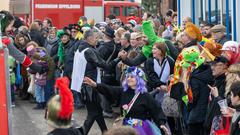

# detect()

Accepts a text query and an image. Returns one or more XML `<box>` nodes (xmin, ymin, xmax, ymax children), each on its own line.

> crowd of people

<box><xmin>1</xmin><ymin>8</ymin><xmax>240</xmax><ymax>135</ymax></box>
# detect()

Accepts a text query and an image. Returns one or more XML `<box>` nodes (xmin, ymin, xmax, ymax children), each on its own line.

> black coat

<box><xmin>96</xmin><ymin>83</ymin><xmax>167</xmax><ymax>126</ymax></box>
<box><xmin>204</xmin><ymin>74</ymin><xmax>226</xmax><ymax>132</ymax></box>
<box><xmin>187</xmin><ymin>64</ymin><xmax>214</xmax><ymax>124</ymax></box>
<box><xmin>62</xmin><ymin>40</ymin><xmax>75</xmax><ymax>78</ymax></box>
<box><xmin>144</xmin><ymin>56</ymin><xmax>175</xmax><ymax>89</ymax></box>
<box><xmin>97</xmin><ymin>40</ymin><xmax>121</xmax><ymax>84</ymax></box>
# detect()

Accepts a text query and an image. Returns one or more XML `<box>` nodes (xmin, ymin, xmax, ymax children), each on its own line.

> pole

<box><xmin>226</xmin><ymin>0</ymin><xmax>230</xmax><ymax>39</ymax></box>
<box><xmin>0</xmin><ymin>14</ymin><xmax>12</xmax><ymax>135</ymax></box>
<box><xmin>200</xmin><ymin>0</ymin><xmax>203</xmax><ymax>20</ymax></box>
<box><xmin>220</xmin><ymin>0</ymin><xmax>223</xmax><ymax>24</ymax></box>
<box><xmin>208</xmin><ymin>0</ymin><xmax>211</xmax><ymax>23</ymax></box>
<box><xmin>232</xmin><ymin>0</ymin><xmax>237</xmax><ymax>41</ymax></box>
<box><xmin>177</xmin><ymin>0</ymin><xmax>181</xmax><ymax>27</ymax></box>
<box><xmin>192</xmin><ymin>0</ymin><xmax>195</xmax><ymax>24</ymax></box>
<box><xmin>31</xmin><ymin>0</ymin><xmax>34</xmax><ymax>23</ymax></box>
<box><xmin>215</xmin><ymin>0</ymin><xmax>218</xmax><ymax>23</ymax></box>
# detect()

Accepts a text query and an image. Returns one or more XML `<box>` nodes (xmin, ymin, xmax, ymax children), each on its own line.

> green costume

<box><xmin>141</xmin><ymin>20</ymin><xmax>165</xmax><ymax>58</ymax></box>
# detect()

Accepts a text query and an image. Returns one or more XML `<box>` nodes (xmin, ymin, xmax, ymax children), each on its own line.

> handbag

<box><xmin>161</xmin><ymin>92</ymin><xmax>180</xmax><ymax>117</ymax></box>
<box><xmin>27</xmin><ymin>74</ymin><xmax>35</xmax><ymax>95</ymax></box>
<box><xmin>113</xmin><ymin>92</ymin><xmax>140</xmax><ymax>127</ymax></box>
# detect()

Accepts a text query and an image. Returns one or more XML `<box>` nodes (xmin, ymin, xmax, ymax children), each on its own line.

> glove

<box><xmin>2</xmin><ymin>37</ymin><xmax>11</xmax><ymax>46</ymax></box>
<box><xmin>29</xmin><ymin>62</ymin><xmax>49</xmax><ymax>74</ymax></box>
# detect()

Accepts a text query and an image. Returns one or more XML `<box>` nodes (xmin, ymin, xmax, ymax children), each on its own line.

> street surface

<box><xmin>12</xmin><ymin>98</ymin><xmax>115</xmax><ymax>135</ymax></box>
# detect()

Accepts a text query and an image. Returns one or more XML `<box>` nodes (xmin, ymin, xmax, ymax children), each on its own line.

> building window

<box><xmin>110</xmin><ymin>6</ymin><xmax>120</xmax><ymax>16</ymax></box>
<box><xmin>122</xmin><ymin>6</ymin><xmax>138</xmax><ymax>16</ymax></box>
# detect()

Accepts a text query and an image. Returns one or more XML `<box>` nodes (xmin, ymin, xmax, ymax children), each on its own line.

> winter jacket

<box><xmin>61</xmin><ymin>40</ymin><xmax>75</xmax><ymax>79</ymax></box>
<box><xmin>28</xmin><ymin>47</ymin><xmax>55</xmax><ymax>81</ymax></box>
<box><xmin>45</xmin><ymin>37</ymin><xmax>59</xmax><ymax>64</ymax></box>
<box><xmin>187</xmin><ymin>64</ymin><xmax>214</xmax><ymax>124</ymax></box>
<box><xmin>145</xmin><ymin>56</ymin><xmax>175</xmax><ymax>89</ymax></box>
<box><xmin>97</xmin><ymin>40</ymin><xmax>121</xmax><ymax>84</ymax></box>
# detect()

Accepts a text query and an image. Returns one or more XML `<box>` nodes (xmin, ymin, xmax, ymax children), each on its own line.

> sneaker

<box><xmin>103</xmin><ymin>111</ymin><xmax>113</xmax><ymax>118</ymax></box>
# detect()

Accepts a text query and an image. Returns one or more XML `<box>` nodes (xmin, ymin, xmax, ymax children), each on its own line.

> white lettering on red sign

<box><xmin>35</xmin><ymin>4</ymin><xmax>58</xmax><ymax>9</ymax></box>
<box><xmin>59</xmin><ymin>4</ymin><xmax>80</xmax><ymax>9</ymax></box>
<box><xmin>35</xmin><ymin>4</ymin><xmax>80</xmax><ymax>9</ymax></box>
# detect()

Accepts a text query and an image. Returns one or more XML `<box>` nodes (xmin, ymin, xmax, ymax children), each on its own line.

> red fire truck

<box><xmin>30</xmin><ymin>0</ymin><xmax>141</xmax><ymax>28</ymax></box>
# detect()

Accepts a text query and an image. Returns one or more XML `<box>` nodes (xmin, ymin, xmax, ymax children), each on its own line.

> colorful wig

<box><xmin>122</xmin><ymin>66</ymin><xmax>147</xmax><ymax>94</ymax></box>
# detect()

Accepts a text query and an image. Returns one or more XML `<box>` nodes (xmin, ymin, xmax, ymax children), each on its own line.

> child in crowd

<box><xmin>27</xmin><ymin>46</ymin><xmax>49</xmax><ymax>109</ymax></box>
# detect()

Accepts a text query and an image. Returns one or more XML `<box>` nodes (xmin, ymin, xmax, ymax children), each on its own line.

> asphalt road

<box><xmin>11</xmin><ymin>98</ymin><xmax>115</xmax><ymax>135</ymax></box>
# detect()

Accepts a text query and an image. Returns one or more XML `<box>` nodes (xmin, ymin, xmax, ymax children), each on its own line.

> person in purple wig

<box><xmin>122</xmin><ymin>66</ymin><xmax>148</xmax><ymax>94</ymax></box>
<box><xmin>84</xmin><ymin>66</ymin><xmax>170</xmax><ymax>135</ymax></box>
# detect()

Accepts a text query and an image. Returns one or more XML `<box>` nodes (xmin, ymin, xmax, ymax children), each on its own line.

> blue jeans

<box><xmin>72</xmin><ymin>90</ymin><xmax>83</xmax><ymax>107</ymax></box>
<box><xmin>35</xmin><ymin>84</ymin><xmax>45</xmax><ymax>103</ymax></box>
<box><xmin>44</xmin><ymin>79</ymin><xmax>54</xmax><ymax>103</ymax></box>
